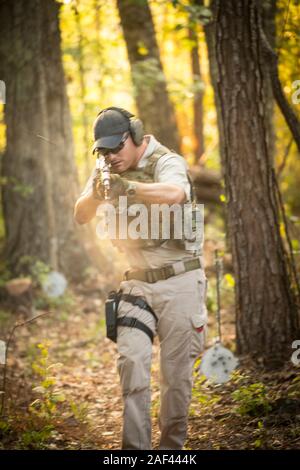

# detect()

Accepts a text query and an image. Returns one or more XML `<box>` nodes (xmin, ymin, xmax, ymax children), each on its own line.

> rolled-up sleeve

<box><xmin>154</xmin><ymin>154</ymin><xmax>191</xmax><ymax>202</ymax></box>
<box><xmin>80</xmin><ymin>167</ymin><xmax>97</xmax><ymax>197</ymax></box>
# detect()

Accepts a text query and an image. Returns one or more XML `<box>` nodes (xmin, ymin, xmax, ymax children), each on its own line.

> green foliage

<box><xmin>17</xmin><ymin>257</ymin><xmax>50</xmax><ymax>285</ymax></box>
<box><xmin>30</xmin><ymin>260</ymin><xmax>51</xmax><ymax>286</ymax></box>
<box><xmin>0</xmin><ymin>263</ymin><xmax>12</xmax><ymax>288</ymax></box>
<box><xmin>29</xmin><ymin>342</ymin><xmax>65</xmax><ymax>422</ymax></box>
<box><xmin>275</xmin><ymin>0</ymin><xmax>300</xmax><ymax>215</ymax></box>
<box><xmin>171</xmin><ymin>0</ymin><xmax>212</xmax><ymax>25</ymax></box>
<box><xmin>69</xmin><ymin>400</ymin><xmax>89</xmax><ymax>424</ymax></box>
<box><xmin>230</xmin><ymin>369</ymin><xmax>250</xmax><ymax>385</ymax></box>
<box><xmin>0</xmin><ymin>418</ymin><xmax>11</xmax><ymax>437</ymax></box>
<box><xmin>60</xmin><ymin>0</ymin><xmax>133</xmax><ymax>178</ymax></box>
<box><xmin>20</xmin><ymin>425</ymin><xmax>54</xmax><ymax>449</ymax></box>
<box><xmin>33</xmin><ymin>290</ymin><xmax>75</xmax><ymax>313</ymax></box>
<box><xmin>253</xmin><ymin>420</ymin><xmax>266</xmax><ymax>449</ymax></box>
<box><xmin>132</xmin><ymin>58</ymin><xmax>166</xmax><ymax>94</ymax></box>
<box><xmin>0</xmin><ymin>176</ymin><xmax>34</xmax><ymax>198</ymax></box>
<box><xmin>0</xmin><ymin>309</ymin><xmax>11</xmax><ymax>329</ymax></box>
<box><xmin>2</xmin><ymin>342</ymin><xmax>67</xmax><ymax>449</ymax></box>
<box><xmin>168</xmin><ymin>75</ymin><xmax>205</xmax><ymax>102</ymax></box>
<box><xmin>192</xmin><ymin>374</ymin><xmax>220</xmax><ymax>408</ymax></box>
<box><xmin>150</xmin><ymin>395</ymin><xmax>160</xmax><ymax>419</ymax></box>
<box><xmin>287</xmin><ymin>375</ymin><xmax>300</xmax><ymax>399</ymax></box>
<box><xmin>232</xmin><ymin>383</ymin><xmax>272</xmax><ymax>417</ymax></box>
<box><xmin>205</xmin><ymin>278</ymin><xmax>216</xmax><ymax>313</ymax></box>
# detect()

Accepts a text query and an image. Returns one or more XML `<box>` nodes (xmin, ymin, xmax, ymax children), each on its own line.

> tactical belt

<box><xmin>117</xmin><ymin>293</ymin><xmax>157</xmax><ymax>343</ymax></box>
<box><xmin>124</xmin><ymin>256</ymin><xmax>202</xmax><ymax>284</ymax></box>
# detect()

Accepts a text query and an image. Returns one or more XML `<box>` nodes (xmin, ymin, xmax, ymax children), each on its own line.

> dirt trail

<box><xmin>1</xmin><ymin>273</ymin><xmax>299</xmax><ymax>450</ymax></box>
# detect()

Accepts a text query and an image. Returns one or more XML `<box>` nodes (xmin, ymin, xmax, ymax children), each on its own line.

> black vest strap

<box><xmin>117</xmin><ymin>316</ymin><xmax>154</xmax><ymax>343</ymax></box>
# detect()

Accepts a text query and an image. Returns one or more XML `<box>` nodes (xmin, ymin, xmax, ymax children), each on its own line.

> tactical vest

<box><xmin>104</xmin><ymin>144</ymin><xmax>200</xmax><ymax>252</ymax></box>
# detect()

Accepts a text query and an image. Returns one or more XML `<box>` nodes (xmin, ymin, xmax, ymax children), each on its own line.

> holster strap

<box><xmin>120</xmin><ymin>293</ymin><xmax>158</xmax><ymax>321</ymax></box>
<box><xmin>117</xmin><ymin>316</ymin><xmax>154</xmax><ymax>343</ymax></box>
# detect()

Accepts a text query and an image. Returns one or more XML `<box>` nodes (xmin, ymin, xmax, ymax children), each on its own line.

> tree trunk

<box><xmin>260</xmin><ymin>16</ymin><xmax>300</xmax><ymax>153</ymax></box>
<box><xmin>261</xmin><ymin>0</ymin><xmax>276</xmax><ymax>160</ymax></box>
<box><xmin>188</xmin><ymin>25</ymin><xmax>205</xmax><ymax>165</ymax></box>
<box><xmin>0</xmin><ymin>0</ymin><xmax>89</xmax><ymax>281</ymax></box>
<box><xmin>206</xmin><ymin>0</ymin><xmax>299</xmax><ymax>367</ymax></box>
<box><xmin>72</xmin><ymin>0</ymin><xmax>91</xmax><ymax>179</ymax></box>
<box><xmin>116</xmin><ymin>0</ymin><xmax>180</xmax><ymax>152</ymax></box>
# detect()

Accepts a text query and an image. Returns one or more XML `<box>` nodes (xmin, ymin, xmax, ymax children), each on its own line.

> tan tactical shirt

<box><xmin>81</xmin><ymin>135</ymin><xmax>202</xmax><ymax>269</ymax></box>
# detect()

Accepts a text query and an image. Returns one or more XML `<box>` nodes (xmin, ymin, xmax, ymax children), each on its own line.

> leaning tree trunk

<box><xmin>188</xmin><ymin>24</ymin><xmax>205</xmax><ymax>165</ymax></box>
<box><xmin>0</xmin><ymin>0</ymin><xmax>89</xmax><ymax>280</ymax></box>
<box><xmin>116</xmin><ymin>0</ymin><xmax>180</xmax><ymax>152</ymax></box>
<box><xmin>206</xmin><ymin>0</ymin><xmax>299</xmax><ymax>367</ymax></box>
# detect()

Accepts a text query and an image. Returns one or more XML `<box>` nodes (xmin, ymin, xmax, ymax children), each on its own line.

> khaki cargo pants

<box><xmin>116</xmin><ymin>267</ymin><xmax>207</xmax><ymax>450</ymax></box>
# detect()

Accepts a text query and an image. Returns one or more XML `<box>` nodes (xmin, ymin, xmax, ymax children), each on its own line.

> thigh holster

<box><xmin>105</xmin><ymin>291</ymin><xmax>157</xmax><ymax>344</ymax></box>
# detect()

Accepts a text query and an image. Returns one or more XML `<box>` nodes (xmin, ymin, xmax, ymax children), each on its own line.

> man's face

<box><xmin>103</xmin><ymin>133</ymin><xmax>139</xmax><ymax>174</ymax></box>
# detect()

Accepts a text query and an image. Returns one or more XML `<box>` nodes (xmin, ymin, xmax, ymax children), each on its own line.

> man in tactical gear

<box><xmin>74</xmin><ymin>107</ymin><xmax>208</xmax><ymax>450</ymax></box>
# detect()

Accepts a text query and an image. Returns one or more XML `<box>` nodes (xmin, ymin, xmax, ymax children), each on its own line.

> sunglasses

<box><xmin>98</xmin><ymin>132</ymin><xmax>129</xmax><ymax>156</ymax></box>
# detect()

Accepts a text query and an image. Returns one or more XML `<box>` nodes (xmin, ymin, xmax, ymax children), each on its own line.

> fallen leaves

<box><xmin>1</xmin><ymin>273</ymin><xmax>300</xmax><ymax>450</ymax></box>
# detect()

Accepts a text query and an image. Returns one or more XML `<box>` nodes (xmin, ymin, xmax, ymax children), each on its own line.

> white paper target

<box><xmin>200</xmin><ymin>343</ymin><xmax>238</xmax><ymax>384</ymax></box>
<box><xmin>42</xmin><ymin>271</ymin><xmax>67</xmax><ymax>298</ymax></box>
<box><xmin>0</xmin><ymin>340</ymin><xmax>6</xmax><ymax>365</ymax></box>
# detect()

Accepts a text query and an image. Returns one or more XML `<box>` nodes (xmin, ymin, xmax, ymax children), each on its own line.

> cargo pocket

<box><xmin>191</xmin><ymin>269</ymin><xmax>208</xmax><ymax>329</ymax></box>
<box><xmin>190</xmin><ymin>270</ymin><xmax>208</xmax><ymax>359</ymax></box>
<box><xmin>190</xmin><ymin>324</ymin><xmax>207</xmax><ymax>359</ymax></box>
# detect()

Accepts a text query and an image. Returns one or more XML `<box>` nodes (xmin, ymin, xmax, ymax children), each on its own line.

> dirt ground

<box><xmin>0</xmin><ymin>264</ymin><xmax>300</xmax><ymax>450</ymax></box>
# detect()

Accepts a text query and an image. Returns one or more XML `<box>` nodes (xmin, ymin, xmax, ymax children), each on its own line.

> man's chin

<box><xmin>112</xmin><ymin>165</ymin><xmax>122</xmax><ymax>173</ymax></box>
<box><xmin>113</xmin><ymin>164</ymin><xmax>129</xmax><ymax>173</ymax></box>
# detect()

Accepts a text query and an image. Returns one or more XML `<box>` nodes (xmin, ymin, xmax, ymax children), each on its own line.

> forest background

<box><xmin>0</xmin><ymin>0</ymin><xmax>299</xmax><ymax>450</ymax></box>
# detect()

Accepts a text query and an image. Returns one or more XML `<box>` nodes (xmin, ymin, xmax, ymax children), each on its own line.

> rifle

<box><xmin>95</xmin><ymin>154</ymin><xmax>111</xmax><ymax>200</ymax></box>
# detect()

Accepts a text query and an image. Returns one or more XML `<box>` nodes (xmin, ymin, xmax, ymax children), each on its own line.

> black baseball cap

<box><xmin>92</xmin><ymin>108</ymin><xmax>133</xmax><ymax>153</ymax></box>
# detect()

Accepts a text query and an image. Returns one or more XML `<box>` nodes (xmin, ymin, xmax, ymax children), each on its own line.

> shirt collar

<box><xmin>137</xmin><ymin>135</ymin><xmax>161</xmax><ymax>168</ymax></box>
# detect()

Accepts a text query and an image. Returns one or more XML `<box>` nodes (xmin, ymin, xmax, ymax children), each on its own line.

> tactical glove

<box><xmin>93</xmin><ymin>172</ymin><xmax>130</xmax><ymax>200</ymax></box>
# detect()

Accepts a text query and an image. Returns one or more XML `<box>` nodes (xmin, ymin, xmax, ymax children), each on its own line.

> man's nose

<box><xmin>107</xmin><ymin>153</ymin><xmax>119</xmax><ymax>163</ymax></box>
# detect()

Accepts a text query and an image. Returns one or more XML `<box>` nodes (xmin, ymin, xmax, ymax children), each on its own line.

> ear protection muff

<box><xmin>97</xmin><ymin>106</ymin><xmax>144</xmax><ymax>146</ymax></box>
<box><xmin>129</xmin><ymin>115</ymin><xmax>144</xmax><ymax>146</ymax></box>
